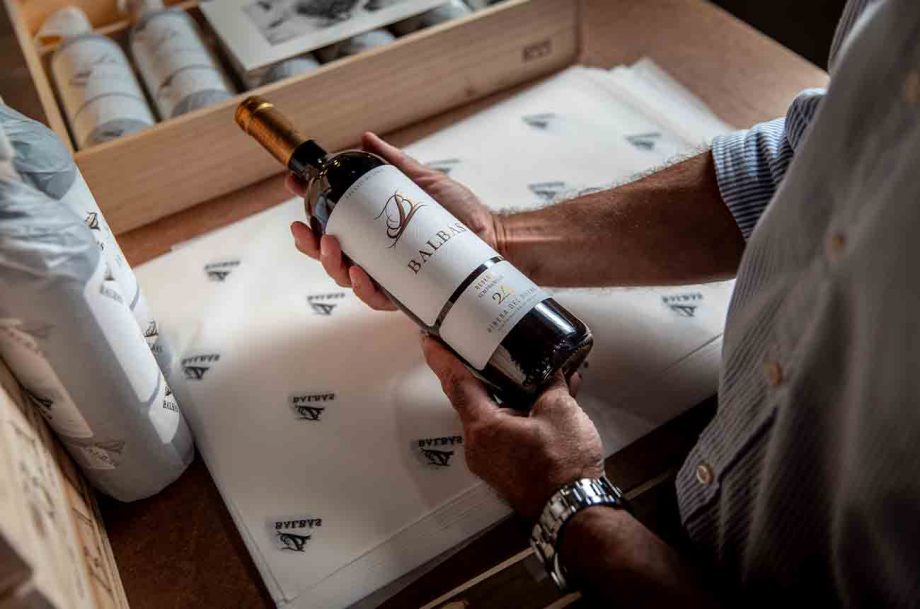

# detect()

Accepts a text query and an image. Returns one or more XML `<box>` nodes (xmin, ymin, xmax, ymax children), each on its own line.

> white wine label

<box><xmin>131</xmin><ymin>11</ymin><xmax>232</xmax><ymax>119</ymax></box>
<box><xmin>0</xmin><ymin>319</ymin><xmax>94</xmax><ymax>438</ymax></box>
<box><xmin>51</xmin><ymin>36</ymin><xmax>155</xmax><ymax>149</ymax></box>
<box><xmin>439</xmin><ymin>261</ymin><xmax>549</xmax><ymax>370</ymax></box>
<box><xmin>83</xmin><ymin>258</ymin><xmax>160</xmax><ymax>402</ymax></box>
<box><xmin>326</xmin><ymin>165</ymin><xmax>497</xmax><ymax>326</ymax></box>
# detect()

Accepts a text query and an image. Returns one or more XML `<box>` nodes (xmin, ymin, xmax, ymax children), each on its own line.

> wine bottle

<box><xmin>0</xmin><ymin>121</ymin><xmax>192</xmax><ymax>501</ymax></box>
<box><xmin>41</xmin><ymin>7</ymin><xmax>156</xmax><ymax>149</ymax></box>
<box><xmin>236</xmin><ymin>97</ymin><xmax>592</xmax><ymax>406</ymax></box>
<box><xmin>129</xmin><ymin>0</ymin><xmax>234</xmax><ymax>119</ymax></box>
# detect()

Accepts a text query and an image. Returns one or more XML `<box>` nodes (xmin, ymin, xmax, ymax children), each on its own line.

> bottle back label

<box><xmin>326</xmin><ymin>165</ymin><xmax>548</xmax><ymax>370</ymax></box>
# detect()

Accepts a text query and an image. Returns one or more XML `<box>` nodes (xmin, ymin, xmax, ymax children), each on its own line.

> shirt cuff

<box><xmin>711</xmin><ymin>118</ymin><xmax>788</xmax><ymax>239</ymax></box>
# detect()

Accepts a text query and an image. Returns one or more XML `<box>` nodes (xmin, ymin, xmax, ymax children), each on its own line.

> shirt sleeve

<box><xmin>711</xmin><ymin>89</ymin><xmax>826</xmax><ymax>239</ymax></box>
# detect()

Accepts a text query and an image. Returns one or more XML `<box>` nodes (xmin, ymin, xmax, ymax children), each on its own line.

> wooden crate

<box><xmin>0</xmin><ymin>361</ymin><xmax>129</xmax><ymax>609</ymax></box>
<box><xmin>2</xmin><ymin>0</ymin><xmax>579</xmax><ymax>234</ymax></box>
<box><xmin>2</xmin><ymin>0</ymin><xmax>831</xmax><ymax>606</ymax></box>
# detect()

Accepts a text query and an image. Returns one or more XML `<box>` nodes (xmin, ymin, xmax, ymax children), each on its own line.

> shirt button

<box><xmin>764</xmin><ymin>361</ymin><xmax>784</xmax><ymax>387</ymax></box>
<box><xmin>695</xmin><ymin>463</ymin><xmax>714</xmax><ymax>486</ymax></box>
<box><xmin>904</xmin><ymin>71</ymin><xmax>920</xmax><ymax>104</ymax></box>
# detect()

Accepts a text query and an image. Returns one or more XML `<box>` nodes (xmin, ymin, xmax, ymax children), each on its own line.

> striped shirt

<box><xmin>676</xmin><ymin>0</ymin><xmax>920</xmax><ymax>605</ymax></box>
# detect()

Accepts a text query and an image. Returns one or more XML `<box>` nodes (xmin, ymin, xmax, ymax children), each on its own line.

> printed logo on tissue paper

<box><xmin>626</xmin><ymin>132</ymin><xmax>662</xmax><ymax>151</ymax></box>
<box><xmin>528</xmin><ymin>181</ymin><xmax>568</xmax><ymax>203</ymax></box>
<box><xmin>415</xmin><ymin>435</ymin><xmax>463</xmax><ymax>468</ymax></box>
<box><xmin>424</xmin><ymin>159</ymin><xmax>461</xmax><ymax>176</ymax></box>
<box><xmin>290</xmin><ymin>392</ymin><xmax>334</xmax><ymax>421</ymax></box>
<box><xmin>307</xmin><ymin>292</ymin><xmax>345</xmax><ymax>316</ymax></box>
<box><xmin>376</xmin><ymin>191</ymin><xmax>426</xmax><ymax>247</ymax></box>
<box><xmin>270</xmin><ymin>517</ymin><xmax>322</xmax><ymax>552</ymax></box>
<box><xmin>522</xmin><ymin>113</ymin><xmax>556</xmax><ymax>130</ymax></box>
<box><xmin>662</xmin><ymin>292</ymin><xmax>703</xmax><ymax>318</ymax></box>
<box><xmin>84</xmin><ymin>212</ymin><xmax>100</xmax><ymax>231</ymax></box>
<box><xmin>144</xmin><ymin>321</ymin><xmax>165</xmax><ymax>356</ymax></box>
<box><xmin>163</xmin><ymin>386</ymin><xmax>179</xmax><ymax>413</ymax></box>
<box><xmin>98</xmin><ymin>276</ymin><xmax>124</xmax><ymax>304</ymax></box>
<box><xmin>181</xmin><ymin>353</ymin><xmax>220</xmax><ymax>380</ymax></box>
<box><xmin>204</xmin><ymin>259</ymin><xmax>240</xmax><ymax>282</ymax></box>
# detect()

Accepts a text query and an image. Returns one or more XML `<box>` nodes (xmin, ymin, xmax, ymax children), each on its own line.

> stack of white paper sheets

<box><xmin>136</xmin><ymin>60</ymin><xmax>735</xmax><ymax>608</ymax></box>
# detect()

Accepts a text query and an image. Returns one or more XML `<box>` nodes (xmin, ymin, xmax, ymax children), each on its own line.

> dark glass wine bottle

<box><xmin>236</xmin><ymin>96</ymin><xmax>592</xmax><ymax>407</ymax></box>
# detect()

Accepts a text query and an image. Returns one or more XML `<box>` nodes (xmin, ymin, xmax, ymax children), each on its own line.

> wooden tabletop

<box><xmin>0</xmin><ymin>1</ymin><xmax>827</xmax><ymax>607</ymax></box>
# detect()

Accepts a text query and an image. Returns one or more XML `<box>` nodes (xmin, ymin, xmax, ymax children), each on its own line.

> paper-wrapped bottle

<box><xmin>0</xmin><ymin>118</ymin><xmax>193</xmax><ymax>501</ymax></box>
<box><xmin>0</xmin><ymin>104</ymin><xmax>174</xmax><ymax>374</ymax></box>
<box><xmin>244</xmin><ymin>54</ymin><xmax>321</xmax><ymax>89</ymax></box>
<box><xmin>316</xmin><ymin>29</ymin><xmax>396</xmax><ymax>63</ymax></box>
<box><xmin>129</xmin><ymin>0</ymin><xmax>234</xmax><ymax>118</ymax></box>
<box><xmin>391</xmin><ymin>0</ymin><xmax>472</xmax><ymax>36</ymax></box>
<box><xmin>41</xmin><ymin>7</ymin><xmax>155</xmax><ymax>149</ymax></box>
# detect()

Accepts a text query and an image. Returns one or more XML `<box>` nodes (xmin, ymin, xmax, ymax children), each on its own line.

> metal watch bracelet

<box><xmin>529</xmin><ymin>476</ymin><xmax>628</xmax><ymax>592</ymax></box>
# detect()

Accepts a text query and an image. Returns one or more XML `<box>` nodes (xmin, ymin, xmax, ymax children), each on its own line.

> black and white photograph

<box><xmin>200</xmin><ymin>0</ymin><xmax>445</xmax><ymax>70</ymax></box>
<box><xmin>243</xmin><ymin>0</ymin><xmax>411</xmax><ymax>45</ymax></box>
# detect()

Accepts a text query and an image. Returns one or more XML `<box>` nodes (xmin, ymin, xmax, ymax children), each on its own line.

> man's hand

<box><xmin>422</xmin><ymin>335</ymin><xmax>720</xmax><ymax>607</ymax></box>
<box><xmin>420</xmin><ymin>334</ymin><xmax>603</xmax><ymax>520</ymax></box>
<box><xmin>287</xmin><ymin>132</ymin><xmax>501</xmax><ymax>311</ymax></box>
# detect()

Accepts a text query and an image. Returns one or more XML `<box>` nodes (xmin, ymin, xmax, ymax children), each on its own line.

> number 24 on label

<box><xmin>493</xmin><ymin>285</ymin><xmax>513</xmax><ymax>305</ymax></box>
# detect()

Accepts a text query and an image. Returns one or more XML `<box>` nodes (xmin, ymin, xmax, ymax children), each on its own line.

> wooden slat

<box><xmin>72</xmin><ymin>0</ymin><xmax>578</xmax><ymax>234</ymax></box>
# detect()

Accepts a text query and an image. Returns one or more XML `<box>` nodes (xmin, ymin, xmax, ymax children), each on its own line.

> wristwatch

<box><xmin>530</xmin><ymin>476</ymin><xmax>628</xmax><ymax>592</ymax></box>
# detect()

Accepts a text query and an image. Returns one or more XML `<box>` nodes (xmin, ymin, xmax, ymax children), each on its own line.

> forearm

<box><xmin>496</xmin><ymin>152</ymin><xmax>744</xmax><ymax>287</ymax></box>
<box><xmin>559</xmin><ymin>506</ymin><xmax>719</xmax><ymax>607</ymax></box>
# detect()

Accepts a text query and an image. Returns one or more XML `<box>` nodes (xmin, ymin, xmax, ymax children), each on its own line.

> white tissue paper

<box><xmin>136</xmin><ymin>60</ymin><xmax>735</xmax><ymax>607</ymax></box>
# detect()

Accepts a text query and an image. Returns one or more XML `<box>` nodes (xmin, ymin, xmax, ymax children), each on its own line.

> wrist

<box><xmin>529</xmin><ymin>477</ymin><xmax>627</xmax><ymax>591</ymax></box>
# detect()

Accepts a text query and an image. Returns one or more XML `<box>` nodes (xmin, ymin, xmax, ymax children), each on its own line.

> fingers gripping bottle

<box><xmin>0</xmin><ymin>119</ymin><xmax>192</xmax><ymax>501</ymax></box>
<box><xmin>236</xmin><ymin>97</ymin><xmax>593</xmax><ymax>407</ymax></box>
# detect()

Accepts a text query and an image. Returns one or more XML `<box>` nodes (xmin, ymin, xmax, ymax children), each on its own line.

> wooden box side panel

<box><xmin>72</xmin><ymin>0</ymin><xmax>578</xmax><ymax>234</ymax></box>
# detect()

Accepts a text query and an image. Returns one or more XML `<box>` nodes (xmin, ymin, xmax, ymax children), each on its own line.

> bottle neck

<box><xmin>234</xmin><ymin>96</ymin><xmax>328</xmax><ymax>176</ymax></box>
<box><xmin>289</xmin><ymin>140</ymin><xmax>327</xmax><ymax>175</ymax></box>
